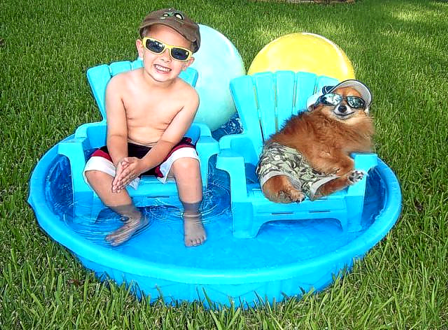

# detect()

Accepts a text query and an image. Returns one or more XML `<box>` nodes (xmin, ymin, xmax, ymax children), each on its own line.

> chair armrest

<box><xmin>74</xmin><ymin>121</ymin><xmax>107</xmax><ymax>149</ymax></box>
<box><xmin>58</xmin><ymin>122</ymin><xmax>107</xmax><ymax>196</ymax></box>
<box><xmin>348</xmin><ymin>152</ymin><xmax>378</xmax><ymax>195</ymax></box>
<box><xmin>193</xmin><ymin>122</ymin><xmax>213</xmax><ymax>137</ymax></box>
<box><xmin>351</xmin><ymin>152</ymin><xmax>378</xmax><ymax>170</ymax></box>
<box><xmin>219</xmin><ymin>133</ymin><xmax>259</xmax><ymax>166</ymax></box>
<box><xmin>216</xmin><ymin>149</ymin><xmax>249</xmax><ymax>201</ymax></box>
<box><xmin>183</xmin><ymin>122</ymin><xmax>218</xmax><ymax>187</ymax></box>
<box><xmin>196</xmin><ymin>135</ymin><xmax>219</xmax><ymax>188</ymax></box>
<box><xmin>184</xmin><ymin>122</ymin><xmax>214</xmax><ymax>143</ymax></box>
<box><xmin>58</xmin><ymin>135</ymin><xmax>92</xmax><ymax>194</ymax></box>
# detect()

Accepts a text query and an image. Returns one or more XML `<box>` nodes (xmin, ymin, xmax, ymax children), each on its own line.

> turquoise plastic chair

<box><xmin>216</xmin><ymin>71</ymin><xmax>378</xmax><ymax>238</ymax></box>
<box><xmin>58</xmin><ymin>59</ymin><xmax>219</xmax><ymax>221</ymax></box>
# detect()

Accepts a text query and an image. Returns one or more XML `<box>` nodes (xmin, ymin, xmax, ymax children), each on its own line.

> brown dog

<box><xmin>257</xmin><ymin>80</ymin><xmax>374</xmax><ymax>203</ymax></box>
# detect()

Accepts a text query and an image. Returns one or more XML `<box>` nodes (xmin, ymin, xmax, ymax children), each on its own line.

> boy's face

<box><xmin>137</xmin><ymin>24</ymin><xmax>194</xmax><ymax>84</ymax></box>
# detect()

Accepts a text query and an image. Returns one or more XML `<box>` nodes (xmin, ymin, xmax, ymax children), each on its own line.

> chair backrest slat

<box><xmin>295</xmin><ymin>71</ymin><xmax>318</xmax><ymax>113</ymax></box>
<box><xmin>316</xmin><ymin>75</ymin><xmax>339</xmax><ymax>92</ymax></box>
<box><xmin>109</xmin><ymin>61</ymin><xmax>133</xmax><ymax>76</ymax></box>
<box><xmin>86</xmin><ymin>64</ymin><xmax>111</xmax><ymax>121</ymax></box>
<box><xmin>276</xmin><ymin>71</ymin><xmax>296</xmax><ymax>130</ymax></box>
<box><xmin>230</xmin><ymin>76</ymin><xmax>264</xmax><ymax>154</ymax></box>
<box><xmin>254</xmin><ymin>73</ymin><xmax>277</xmax><ymax>141</ymax></box>
<box><xmin>86</xmin><ymin>59</ymin><xmax>198</xmax><ymax>121</ymax></box>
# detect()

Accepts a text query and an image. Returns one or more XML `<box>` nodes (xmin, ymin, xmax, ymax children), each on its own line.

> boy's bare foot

<box><xmin>106</xmin><ymin>215</ymin><xmax>149</xmax><ymax>246</ymax></box>
<box><xmin>183</xmin><ymin>213</ymin><xmax>206</xmax><ymax>247</ymax></box>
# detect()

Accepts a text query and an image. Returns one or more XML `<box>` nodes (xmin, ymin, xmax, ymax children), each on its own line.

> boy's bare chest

<box><xmin>123</xmin><ymin>94</ymin><xmax>181</xmax><ymax>127</ymax></box>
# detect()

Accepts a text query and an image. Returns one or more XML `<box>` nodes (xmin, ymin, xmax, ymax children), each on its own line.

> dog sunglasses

<box><xmin>317</xmin><ymin>93</ymin><xmax>366</xmax><ymax>110</ymax></box>
<box><xmin>142</xmin><ymin>37</ymin><xmax>192</xmax><ymax>62</ymax></box>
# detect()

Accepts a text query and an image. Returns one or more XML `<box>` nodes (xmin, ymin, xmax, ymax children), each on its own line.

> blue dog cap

<box><xmin>307</xmin><ymin>79</ymin><xmax>372</xmax><ymax>112</ymax></box>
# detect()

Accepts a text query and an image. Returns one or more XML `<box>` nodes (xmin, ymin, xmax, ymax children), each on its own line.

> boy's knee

<box><xmin>173</xmin><ymin>157</ymin><xmax>200</xmax><ymax>172</ymax></box>
<box><xmin>85</xmin><ymin>170</ymin><xmax>109</xmax><ymax>183</ymax></box>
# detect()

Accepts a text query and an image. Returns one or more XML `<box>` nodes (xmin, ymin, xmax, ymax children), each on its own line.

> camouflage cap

<box><xmin>139</xmin><ymin>8</ymin><xmax>200</xmax><ymax>53</ymax></box>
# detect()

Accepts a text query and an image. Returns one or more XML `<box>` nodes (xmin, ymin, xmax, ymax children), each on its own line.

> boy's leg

<box><xmin>170</xmin><ymin>157</ymin><xmax>206</xmax><ymax>247</ymax></box>
<box><xmin>85</xmin><ymin>170</ymin><xmax>147</xmax><ymax>246</ymax></box>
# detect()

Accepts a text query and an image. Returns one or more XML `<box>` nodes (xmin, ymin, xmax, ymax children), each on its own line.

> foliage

<box><xmin>1</xmin><ymin>0</ymin><xmax>447</xmax><ymax>328</ymax></box>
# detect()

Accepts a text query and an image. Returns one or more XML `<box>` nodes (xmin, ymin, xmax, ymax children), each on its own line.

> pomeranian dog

<box><xmin>256</xmin><ymin>80</ymin><xmax>374</xmax><ymax>203</ymax></box>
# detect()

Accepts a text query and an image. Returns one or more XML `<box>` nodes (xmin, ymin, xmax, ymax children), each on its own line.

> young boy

<box><xmin>84</xmin><ymin>8</ymin><xmax>205</xmax><ymax>247</ymax></box>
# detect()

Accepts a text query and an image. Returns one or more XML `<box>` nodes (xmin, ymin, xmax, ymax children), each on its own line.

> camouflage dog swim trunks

<box><xmin>256</xmin><ymin>142</ymin><xmax>338</xmax><ymax>200</ymax></box>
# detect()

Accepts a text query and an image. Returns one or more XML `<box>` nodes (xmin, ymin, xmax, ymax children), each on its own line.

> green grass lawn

<box><xmin>1</xmin><ymin>0</ymin><xmax>447</xmax><ymax>328</ymax></box>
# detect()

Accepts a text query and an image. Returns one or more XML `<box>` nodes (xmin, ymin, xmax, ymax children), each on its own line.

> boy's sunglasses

<box><xmin>316</xmin><ymin>93</ymin><xmax>366</xmax><ymax>110</ymax></box>
<box><xmin>142</xmin><ymin>37</ymin><xmax>192</xmax><ymax>62</ymax></box>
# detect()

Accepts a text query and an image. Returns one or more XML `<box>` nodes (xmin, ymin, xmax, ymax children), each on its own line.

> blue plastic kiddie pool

<box><xmin>28</xmin><ymin>119</ymin><xmax>401</xmax><ymax>308</ymax></box>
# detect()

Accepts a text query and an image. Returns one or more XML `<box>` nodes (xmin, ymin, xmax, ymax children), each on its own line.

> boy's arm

<box><xmin>140</xmin><ymin>89</ymin><xmax>200</xmax><ymax>170</ymax></box>
<box><xmin>105</xmin><ymin>77</ymin><xmax>128</xmax><ymax>166</ymax></box>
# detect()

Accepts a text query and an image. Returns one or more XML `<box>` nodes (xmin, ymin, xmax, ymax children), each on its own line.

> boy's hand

<box><xmin>112</xmin><ymin>157</ymin><xmax>145</xmax><ymax>193</ymax></box>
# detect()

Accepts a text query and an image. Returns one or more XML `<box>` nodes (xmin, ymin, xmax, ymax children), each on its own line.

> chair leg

<box><xmin>89</xmin><ymin>198</ymin><xmax>105</xmax><ymax>222</ymax></box>
<box><xmin>337</xmin><ymin>214</ymin><xmax>348</xmax><ymax>232</ymax></box>
<box><xmin>73</xmin><ymin>193</ymin><xmax>105</xmax><ymax>223</ymax></box>
<box><xmin>347</xmin><ymin>195</ymin><xmax>364</xmax><ymax>232</ymax></box>
<box><xmin>232</xmin><ymin>202</ymin><xmax>259</xmax><ymax>238</ymax></box>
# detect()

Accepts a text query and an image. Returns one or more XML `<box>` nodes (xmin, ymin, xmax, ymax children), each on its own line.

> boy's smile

<box><xmin>155</xmin><ymin>64</ymin><xmax>171</xmax><ymax>73</ymax></box>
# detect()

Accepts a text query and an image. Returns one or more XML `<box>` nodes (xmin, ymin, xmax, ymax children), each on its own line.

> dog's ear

<box><xmin>307</xmin><ymin>86</ymin><xmax>336</xmax><ymax>111</ymax></box>
<box><xmin>311</xmin><ymin>102</ymin><xmax>325</xmax><ymax>112</ymax></box>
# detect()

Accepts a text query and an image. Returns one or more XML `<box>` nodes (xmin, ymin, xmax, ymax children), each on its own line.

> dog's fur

<box><xmin>261</xmin><ymin>86</ymin><xmax>374</xmax><ymax>203</ymax></box>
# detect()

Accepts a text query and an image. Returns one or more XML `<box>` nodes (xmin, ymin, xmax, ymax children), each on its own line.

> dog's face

<box><xmin>314</xmin><ymin>86</ymin><xmax>369</xmax><ymax>125</ymax></box>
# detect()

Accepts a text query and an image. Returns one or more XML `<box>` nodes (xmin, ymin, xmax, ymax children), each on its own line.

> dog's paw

<box><xmin>347</xmin><ymin>170</ymin><xmax>365</xmax><ymax>184</ymax></box>
<box><xmin>286</xmin><ymin>189</ymin><xmax>305</xmax><ymax>203</ymax></box>
<box><xmin>262</xmin><ymin>176</ymin><xmax>305</xmax><ymax>203</ymax></box>
<box><xmin>275</xmin><ymin>190</ymin><xmax>305</xmax><ymax>204</ymax></box>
